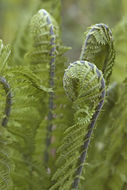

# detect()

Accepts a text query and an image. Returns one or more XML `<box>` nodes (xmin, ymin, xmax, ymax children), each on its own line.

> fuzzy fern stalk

<box><xmin>0</xmin><ymin>76</ymin><xmax>12</xmax><ymax>190</ymax></box>
<box><xmin>71</xmin><ymin>62</ymin><xmax>105</xmax><ymax>189</ymax></box>
<box><xmin>27</xmin><ymin>8</ymin><xmax>59</xmax><ymax>166</ymax></box>
<box><xmin>83</xmin><ymin>80</ymin><xmax>127</xmax><ymax>190</ymax></box>
<box><xmin>80</xmin><ymin>23</ymin><xmax>115</xmax><ymax>84</ymax></box>
<box><xmin>50</xmin><ymin>60</ymin><xmax>105</xmax><ymax>190</ymax></box>
<box><xmin>0</xmin><ymin>77</ymin><xmax>12</xmax><ymax>127</ymax></box>
<box><xmin>38</xmin><ymin>9</ymin><xmax>57</xmax><ymax>164</ymax></box>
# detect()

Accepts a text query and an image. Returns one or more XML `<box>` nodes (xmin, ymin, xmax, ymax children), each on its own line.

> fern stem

<box><xmin>72</xmin><ymin>62</ymin><xmax>105</xmax><ymax>189</ymax></box>
<box><xmin>0</xmin><ymin>76</ymin><xmax>12</xmax><ymax>127</ymax></box>
<box><xmin>41</xmin><ymin>9</ymin><xmax>56</xmax><ymax>164</ymax></box>
<box><xmin>51</xmin><ymin>61</ymin><xmax>106</xmax><ymax>190</ymax></box>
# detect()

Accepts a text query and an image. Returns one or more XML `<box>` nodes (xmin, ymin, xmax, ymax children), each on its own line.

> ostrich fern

<box><xmin>0</xmin><ymin>1</ymin><xmax>127</xmax><ymax>190</ymax></box>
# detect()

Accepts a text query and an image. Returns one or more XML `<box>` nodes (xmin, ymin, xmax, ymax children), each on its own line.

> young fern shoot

<box><xmin>50</xmin><ymin>23</ymin><xmax>115</xmax><ymax>190</ymax></box>
<box><xmin>80</xmin><ymin>23</ymin><xmax>115</xmax><ymax>84</ymax></box>
<box><xmin>0</xmin><ymin>41</ymin><xmax>12</xmax><ymax>127</ymax></box>
<box><xmin>71</xmin><ymin>61</ymin><xmax>105</xmax><ymax>189</ymax></box>
<box><xmin>27</xmin><ymin>9</ymin><xmax>58</xmax><ymax>165</ymax></box>
<box><xmin>50</xmin><ymin>61</ymin><xmax>105</xmax><ymax>190</ymax></box>
<box><xmin>0</xmin><ymin>77</ymin><xmax>12</xmax><ymax>127</ymax></box>
<box><xmin>0</xmin><ymin>41</ymin><xmax>12</xmax><ymax>190</ymax></box>
<box><xmin>40</xmin><ymin>9</ymin><xmax>57</xmax><ymax>165</ymax></box>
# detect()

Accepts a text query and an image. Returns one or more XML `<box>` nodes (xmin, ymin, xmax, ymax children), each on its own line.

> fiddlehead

<box><xmin>0</xmin><ymin>77</ymin><xmax>12</xmax><ymax>127</ymax></box>
<box><xmin>71</xmin><ymin>62</ymin><xmax>105</xmax><ymax>189</ymax></box>
<box><xmin>80</xmin><ymin>23</ymin><xmax>115</xmax><ymax>84</ymax></box>
<box><xmin>39</xmin><ymin>9</ymin><xmax>56</xmax><ymax>164</ymax></box>
<box><xmin>0</xmin><ymin>41</ymin><xmax>12</xmax><ymax>190</ymax></box>
<box><xmin>50</xmin><ymin>60</ymin><xmax>105</xmax><ymax>190</ymax></box>
<box><xmin>0</xmin><ymin>40</ymin><xmax>12</xmax><ymax>127</ymax></box>
<box><xmin>0</xmin><ymin>78</ymin><xmax>12</xmax><ymax>190</ymax></box>
<box><xmin>27</xmin><ymin>8</ymin><xmax>58</xmax><ymax>70</ymax></box>
<box><xmin>26</xmin><ymin>9</ymin><xmax>58</xmax><ymax>165</ymax></box>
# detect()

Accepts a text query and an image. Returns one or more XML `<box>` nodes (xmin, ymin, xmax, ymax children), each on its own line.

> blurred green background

<box><xmin>0</xmin><ymin>0</ymin><xmax>127</xmax><ymax>82</ymax></box>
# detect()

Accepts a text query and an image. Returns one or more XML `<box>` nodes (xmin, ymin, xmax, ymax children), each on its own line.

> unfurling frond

<box><xmin>80</xmin><ymin>23</ymin><xmax>115</xmax><ymax>84</ymax></box>
<box><xmin>0</xmin><ymin>41</ymin><xmax>13</xmax><ymax>190</ymax></box>
<box><xmin>26</xmin><ymin>9</ymin><xmax>58</xmax><ymax>66</ymax></box>
<box><xmin>27</xmin><ymin>9</ymin><xmax>59</xmax><ymax>166</ymax></box>
<box><xmin>0</xmin><ymin>77</ymin><xmax>12</xmax><ymax>127</ymax></box>
<box><xmin>50</xmin><ymin>60</ymin><xmax>105</xmax><ymax>190</ymax></box>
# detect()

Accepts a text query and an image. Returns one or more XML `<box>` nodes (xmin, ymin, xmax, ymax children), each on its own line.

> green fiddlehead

<box><xmin>27</xmin><ymin>9</ymin><xmax>58</xmax><ymax>165</ymax></box>
<box><xmin>39</xmin><ymin>9</ymin><xmax>57</xmax><ymax>164</ymax></box>
<box><xmin>0</xmin><ymin>40</ymin><xmax>12</xmax><ymax>127</ymax></box>
<box><xmin>71</xmin><ymin>62</ymin><xmax>105</xmax><ymax>189</ymax></box>
<box><xmin>0</xmin><ymin>77</ymin><xmax>12</xmax><ymax>190</ymax></box>
<box><xmin>0</xmin><ymin>77</ymin><xmax>12</xmax><ymax>127</ymax></box>
<box><xmin>0</xmin><ymin>41</ymin><xmax>12</xmax><ymax>190</ymax></box>
<box><xmin>80</xmin><ymin>23</ymin><xmax>115</xmax><ymax>84</ymax></box>
<box><xmin>50</xmin><ymin>60</ymin><xmax>105</xmax><ymax>190</ymax></box>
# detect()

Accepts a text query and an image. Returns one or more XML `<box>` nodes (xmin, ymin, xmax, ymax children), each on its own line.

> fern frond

<box><xmin>83</xmin><ymin>79</ymin><xmax>127</xmax><ymax>190</ymax></box>
<box><xmin>0</xmin><ymin>127</ymin><xmax>13</xmax><ymax>190</ymax></box>
<box><xmin>0</xmin><ymin>78</ymin><xmax>12</xmax><ymax>190</ymax></box>
<box><xmin>0</xmin><ymin>39</ymin><xmax>49</xmax><ymax>189</ymax></box>
<box><xmin>80</xmin><ymin>23</ymin><xmax>115</xmax><ymax>84</ymax></box>
<box><xmin>0</xmin><ymin>40</ymin><xmax>11</xmax><ymax>72</ymax></box>
<box><xmin>50</xmin><ymin>60</ymin><xmax>105</xmax><ymax>190</ymax></box>
<box><xmin>27</xmin><ymin>8</ymin><xmax>59</xmax><ymax>166</ymax></box>
<box><xmin>0</xmin><ymin>77</ymin><xmax>12</xmax><ymax>127</ymax></box>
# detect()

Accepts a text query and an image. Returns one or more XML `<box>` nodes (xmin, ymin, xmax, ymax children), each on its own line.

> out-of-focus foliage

<box><xmin>113</xmin><ymin>17</ymin><xmax>127</xmax><ymax>82</ymax></box>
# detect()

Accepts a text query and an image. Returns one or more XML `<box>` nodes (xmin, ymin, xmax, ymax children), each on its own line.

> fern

<box><xmin>50</xmin><ymin>21</ymin><xmax>116</xmax><ymax>190</ymax></box>
<box><xmin>0</xmin><ymin>77</ymin><xmax>12</xmax><ymax>127</ymax></box>
<box><xmin>83</xmin><ymin>79</ymin><xmax>127</xmax><ymax>190</ymax></box>
<box><xmin>0</xmin><ymin>41</ymin><xmax>13</xmax><ymax>190</ymax></box>
<box><xmin>0</xmin><ymin>38</ymin><xmax>48</xmax><ymax>190</ymax></box>
<box><xmin>29</xmin><ymin>9</ymin><xmax>58</xmax><ymax>165</ymax></box>
<box><xmin>0</xmin><ymin>127</ymin><xmax>13</xmax><ymax>190</ymax></box>
<box><xmin>50</xmin><ymin>61</ymin><xmax>105</xmax><ymax>190</ymax></box>
<box><xmin>1</xmin><ymin>1</ymin><xmax>127</xmax><ymax>190</ymax></box>
<box><xmin>0</xmin><ymin>41</ymin><xmax>12</xmax><ymax>126</ymax></box>
<box><xmin>80</xmin><ymin>23</ymin><xmax>115</xmax><ymax>84</ymax></box>
<box><xmin>25</xmin><ymin>8</ymin><xmax>59</xmax><ymax>171</ymax></box>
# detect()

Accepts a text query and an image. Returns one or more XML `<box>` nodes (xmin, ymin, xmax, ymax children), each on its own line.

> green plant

<box><xmin>0</xmin><ymin>1</ymin><xmax>127</xmax><ymax>190</ymax></box>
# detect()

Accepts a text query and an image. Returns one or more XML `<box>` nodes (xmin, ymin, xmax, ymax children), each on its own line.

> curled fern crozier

<box><xmin>50</xmin><ymin>60</ymin><xmax>105</xmax><ymax>190</ymax></box>
<box><xmin>27</xmin><ymin>8</ymin><xmax>58</xmax><ymax>165</ymax></box>
<box><xmin>80</xmin><ymin>23</ymin><xmax>115</xmax><ymax>84</ymax></box>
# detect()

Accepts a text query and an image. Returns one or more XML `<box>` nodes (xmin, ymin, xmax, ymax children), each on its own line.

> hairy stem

<box><xmin>0</xmin><ymin>76</ymin><xmax>12</xmax><ymax>127</ymax></box>
<box><xmin>72</xmin><ymin>63</ymin><xmax>105</xmax><ymax>189</ymax></box>
<box><xmin>41</xmin><ymin>9</ymin><xmax>56</xmax><ymax>164</ymax></box>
